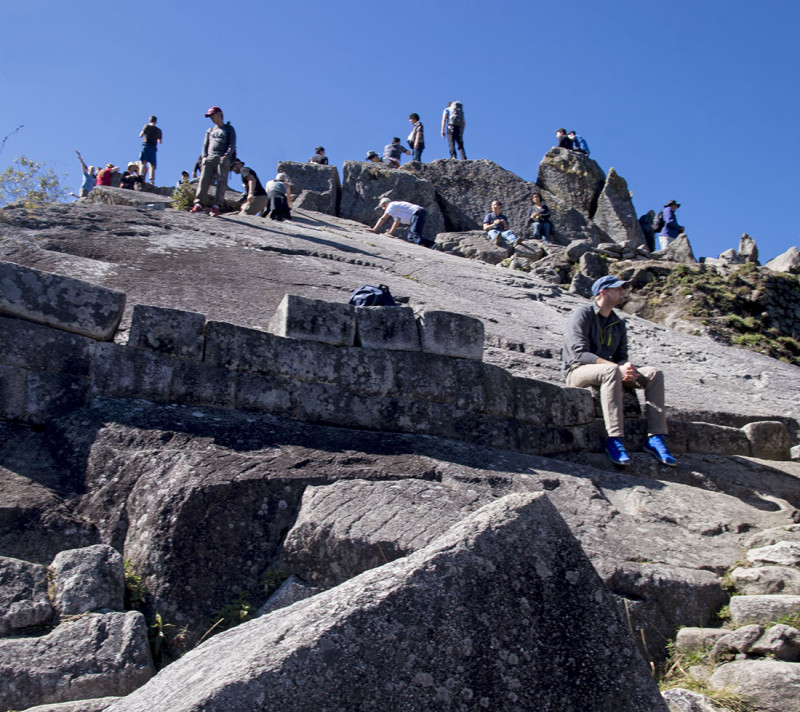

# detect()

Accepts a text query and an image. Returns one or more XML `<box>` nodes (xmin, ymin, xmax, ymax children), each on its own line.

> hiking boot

<box><xmin>644</xmin><ymin>435</ymin><xmax>677</xmax><ymax>467</ymax></box>
<box><xmin>190</xmin><ymin>203</ymin><xmax>204</xmax><ymax>214</ymax></box>
<box><xmin>605</xmin><ymin>437</ymin><xmax>630</xmax><ymax>466</ymax></box>
<box><xmin>209</xmin><ymin>205</ymin><xmax>220</xmax><ymax>218</ymax></box>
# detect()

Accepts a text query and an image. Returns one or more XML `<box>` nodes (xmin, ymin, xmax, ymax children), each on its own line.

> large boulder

<box><xmin>103</xmin><ymin>493</ymin><xmax>668</xmax><ymax>712</ymax></box>
<box><xmin>276</xmin><ymin>161</ymin><xmax>340</xmax><ymax>216</ymax></box>
<box><xmin>536</xmin><ymin>147</ymin><xmax>606</xmax><ymax>218</ymax></box>
<box><xmin>339</xmin><ymin>161</ymin><xmax>445</xmax><ymax>243</ymax></box>
<box><xmin>84</xmin><ymin>187</ymin><xmax>172</xmax><ymax>210</ymax></box>
<box><xmin>0</xmin><ymin>612</ymin><xmax>154</xmax><ymax>712</ymax></box>
<box><xmin>766</xmin><ymin>246</ymin><xmax>800</xmax><ymax>274</ymax></box>
<box><xmin>433</xmin><ymin>230</ymin><xmax>510</xmax><ymax>264</ymax></box>
<box><xmin>592</xmin><ymin>167</ymin><xmax>646</xmax><ymax>247</ymax></box>
<box><xmin>401</xmin><ymin>158</ymin><xmax>537</xmax><ymax>237</ymax></box>
<box><xmin>50</xmin><ymin>545</ymin><xmax>125</xmax><ymax>616</ymax></box>
<box><xmin>708</xmin><ymin>659</ymin><xmax>800</xmax><ymax>712</ymax></box>
<box><xmin>0</xmin><ymin>556</ymin><xmax>53</xmax><ymax>635</ymax></box>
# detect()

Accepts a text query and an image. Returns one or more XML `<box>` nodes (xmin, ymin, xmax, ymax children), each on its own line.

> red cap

<box><xmin>204</xmin><ymin>106</ymin><xmax>222</xmax><ymax>117</ymax></box>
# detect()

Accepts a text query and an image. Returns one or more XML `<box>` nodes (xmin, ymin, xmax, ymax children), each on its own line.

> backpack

<box><xmin>652</xmin><ymin>210</ymin><xmax>665</xmax><ymax>232</ymax></box>
<box><xmin>447</xmin><ymin>102</ymin><xmax>464</xmax><ymax>128</ymax></box>
<box><xmin>348</xmin><ymin>284</ymin><xmax>396</xmax><ymax>307</ymax></box>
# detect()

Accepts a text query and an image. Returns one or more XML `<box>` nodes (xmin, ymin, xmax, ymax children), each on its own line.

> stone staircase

<box><xmin>664</xmin><ymin>524</ymin><xmax>800</xmax><ymax>712</ymax></box>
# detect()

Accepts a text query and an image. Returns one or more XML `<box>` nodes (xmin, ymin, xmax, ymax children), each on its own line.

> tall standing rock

<box><xmin>105</xmin><ymin>493</ymin><xmax>667</xmax><ymax>712</ymax></box>
<box><xmin>592</xmin><ymin>167</ymin><xmax>646</xmax><ymax>247</ymax></box>
<box><xmin>536</xmin><ymin>147</ymin><xmax>606</xmax><ymax>218</ymax></box>
<box><xmin>339</xmin><ymin>161</ymin><xmax>445</xmax><ymax>242</ymax></box>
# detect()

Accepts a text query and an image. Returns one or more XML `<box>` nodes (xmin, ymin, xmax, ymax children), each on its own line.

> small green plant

<box><xmin>171</xmin><ymin>181</ymin><xmax>195</xmax><ymax>211</ymax></box>
<box><xmin>149</xmin><ymin>612</ymin><xmax>174</xmax><ymax>667</ymax></box>
<box><xmin>261</xmin><ymin>567</ymin><xmax>289</xmax><ymax>598</ymax></box>
<box><xmin>123</xmin><ymin>559</ymin><xmax>147</xmax><ymax>611</ymax></box>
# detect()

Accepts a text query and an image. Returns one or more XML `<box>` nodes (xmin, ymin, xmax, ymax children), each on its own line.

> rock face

<box><xmin>0</xmin><ymin>556</ymin><xmax>52</xmax><ymax>634</ymax></box>
<box><xmin>0</xmin><ymin>612</ymin><xmax>154</xmax><ymax>712</ymax></box>
<box><xmin>766</xmin><ymin>245</ymin><xmax>800</xmax><ymax>274</ymax></box>
<box><xmin>708</xmin><ymin>659</ymin><xmax>800</xmax><ymax>712</ymax></box>
<box><xmin>104</xmin><ymin>494</ymin><xmax>668</xmax><ymax>712</ymax></box>
<box><xmin>50</xmin><ymin>544</ymin><xmax>125</xmax><ymax>616</ymax></box>
<box><xmin>339</xmin><ymin>160</ymin><xmax>445</xmax><ymax>242</ymax></box>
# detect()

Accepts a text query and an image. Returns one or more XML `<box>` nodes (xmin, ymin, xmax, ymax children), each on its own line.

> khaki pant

<box><xmin>566</xmin><ymin>363</ymin><xmax>667</xmax><ymax>437</ymax></box>
<box><xmin>240</xmin><ymin>194</ymin><xmax>268</xmax><ymax>215</ymax></box>
<box><xmin>195</xmin><ymin>154</ymin><xmax>231</xmax><ymax>208</ymax></box>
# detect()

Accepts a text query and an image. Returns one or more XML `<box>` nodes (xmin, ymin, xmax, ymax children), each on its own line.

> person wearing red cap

<box><xmin>190</xmin><ymin>106</ymin><xmax>236</xmax><ymax>217</ymax></box>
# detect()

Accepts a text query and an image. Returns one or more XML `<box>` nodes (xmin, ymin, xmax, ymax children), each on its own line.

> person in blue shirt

<box><xmin>482</xmin><ymin>200</ymin><xmax>518</xmax><ymax>245</ymax></box>
<box><xmin>568</xmin><ymin>131</ymin><xmax>590</xmax><ymax>155</ymax></box>
<box><xmin>75</xmin><ymin>151</ymin><xmax>96</xmax><ymax>198</ymax></box>
<box><xmin>658</xmin><ymin>200</ymin><xmax>684</xmax><ymax>250</ymax></box>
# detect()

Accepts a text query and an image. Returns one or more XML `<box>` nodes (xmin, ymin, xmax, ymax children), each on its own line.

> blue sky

<box><xmin>2</xmin><ymin>0</ymin><xmax>797</xmax><ymax>262</ymax></box>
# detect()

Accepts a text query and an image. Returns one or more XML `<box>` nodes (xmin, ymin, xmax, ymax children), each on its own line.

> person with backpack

<box><xmin>441</xmin><ymin>101</ymin><xmax>467</xmax><ymax>160</ymax></box>
<box><xmin>658</xmin><ymin>200</ymin><xmax>684</xmax><ymax>250</ymax></box>
<box><xmin>191</xmin><ymin>106</ymin><xmax>236</xmax><ymax>217</ymax></box>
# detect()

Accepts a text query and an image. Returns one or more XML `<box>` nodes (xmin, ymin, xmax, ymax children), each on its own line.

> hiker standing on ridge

<box><xmin>75</xmin><ymin>151</ymin><xmax>96</xmax><ymax>198</ymax></box>
<box><xmin>441</xmin><ymin>101</ymin><xmax>466</xmax><ymax>159</ymax></box>
<box><xmin>562</xmin><ymin>275</ymin><xmax>677</xmax><ymax>468</ymax></box>
<box><xmin>408</xmin><ymin>113</ymin><xmax>425</xmax><ymax>162</ymax></box>
<box><xmin>371</xmin><ymin>197</ymin><xmax>427</xmax><ymax>245</ymax></box>
<box><xmin>138</xmin><ymin>116</ymin><xmax>162</xmax><ymax>184</ymax></box>
<box><xmin>658</xmin><ymin>199</ymin><xmax>684</xmax><ymax>250</ymax></box>
<box><xmin>482</xmin><ymin>200</ymin><xmax>518</xmax><ymax>246</ymax></box>
<box><xmin>191</xmin><ymin>106</ymin><xmax>236</xmax><ymax>217</ymax></box>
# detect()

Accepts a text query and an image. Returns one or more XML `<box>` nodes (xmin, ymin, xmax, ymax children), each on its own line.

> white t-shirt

<box><xmin>385</xmin><ymin>201</ymin><xmax>419</xmax><ymax>224</ymax></box>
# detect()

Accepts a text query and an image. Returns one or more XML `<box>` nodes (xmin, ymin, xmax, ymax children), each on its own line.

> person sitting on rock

<box><xmin>529</xmin><ymin>192</ymin><xmax>552</xmax><ymax>243</ymax></box>
<box><xmin>562</xmin><ymin>275</ymin><xmax>677</xmax><ymax>468</ymax></box>
<box><xmin>365</xmin><ymin>151</ymin><xmax>382</xmax><ymax>163</ymax></box>
<box><xmin>265</xmin><ymin>172</ymin><xmax>292</xmax><ymax>221</ymax></box>
<box><xmin>482</xmin><ymin>200</ymin><xmax>518</xmax><ymax>246</ymax></box>
<box><xmin>371</xmin><ymin>197</ymin><xmax>427</xmax><ymax>245</ymax></box>
<box><xmin>119</xmin><ymin>162</ymin><xmax>145</xmax><ymax>190</ymax></box>
<box><xmin>310</xmin><ymin>146</ymin><xmax>328</xmax><ymax>165</ymax></box>
<box><xmin>382</xmin><ymin>137</ymin><xmax>410</xmax><ymax>168</ymax></box>
<box><xmin>568</xmin><ymin>131</ymin><xmax>590</xmax><ymax>155</ymax></box>
<box><xmin>556</xmin><ymin>128</ymin><xmax>573</xmax><ymax>149</ymax></box>
<box><xmin>658</xmin><ymin>200</ymin><xmax>684</xmax><ymax>250</ymax></box>
<box><xmin>231</xmin><ymin>159</ymin><xmax>268</xmax><ymax>216</ymax></box>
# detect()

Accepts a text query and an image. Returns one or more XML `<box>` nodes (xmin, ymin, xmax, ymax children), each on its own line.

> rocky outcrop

<box><xmin>766</xmin><ymin>245</ymin><xmax>800</xmax><ymax>274</ymax></box>
<box><xmin>276</xmin><ymin>160</ymin><xmax>340</xmax><ymax>216</ymax></box>
<box><xmin>0</xmin><ymin>557</ymin><xmax>52</xmax><ymax>634</ymax></box>
<box><xmin>103</xmin><ymin>494</ymin><xmax>669</xmax><ymax>712</ymax></box>
<box><xmin>537</xmin><ymin>147</ymin><xmax>606</xmax><ymax>218</ymax></box>
<box><xmin>339</xmin><ymin>160</ymin><xmax>445</xmax><ymax>242</ymax></box>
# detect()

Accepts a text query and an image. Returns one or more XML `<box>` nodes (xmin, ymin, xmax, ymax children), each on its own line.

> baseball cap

<box><xmin>205</xmin><ymin>106</ymin><xmax>222</xmax><ymax>117</ymax></box>
<box><xmin>591</xmin><ymin>275</ymin><xmax>628</xmax><ymax>296</ymax></box>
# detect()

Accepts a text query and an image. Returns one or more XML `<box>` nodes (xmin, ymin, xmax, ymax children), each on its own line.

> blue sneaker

<box><xmin>644</xmin><ymin>435</ymin><xmax>677</xmax><ymax>467</ymax></box>
<box><xmin>606</xmin><ymin>437</ymin><xmax>630</xmax><ymax>466</ymax></box>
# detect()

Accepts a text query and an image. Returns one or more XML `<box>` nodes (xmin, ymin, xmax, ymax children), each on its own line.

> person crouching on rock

<box><xmin>371</xmin><ymin>197</ymin><xmax>427</xmax><ymax>245</ymax></box>
<box><xmin>265</xmin><ymin>173</ymin><xmax>292</xmax><ymax>221</ymax></box>
<box><xmin>562</xmin><ymin>275</ymin><xmax>677</xmax><ymax>468</ymax></box>
<box><xmin>529</xmin><ymin>192</ymin><xmax>552</xmax><ymax>243</ymax></box>
<box><xmin>231</xmin><ymin>159</ymin><xmax>268</xmax><ymax>216</ymax></box>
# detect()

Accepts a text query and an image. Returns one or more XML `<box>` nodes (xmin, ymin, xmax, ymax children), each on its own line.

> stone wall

<box><xmin>0</xmin><ymin>260</ymin><xmax>792</xmax><ymax>460</ymax></box>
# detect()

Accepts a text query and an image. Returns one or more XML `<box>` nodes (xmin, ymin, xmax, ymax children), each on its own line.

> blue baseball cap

<box><xmin>591</xmin><ymin>275</ymin><xmax>628</xmax><ymax>296</ymax></box>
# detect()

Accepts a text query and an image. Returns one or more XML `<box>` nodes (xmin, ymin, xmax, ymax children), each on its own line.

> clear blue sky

<box><xmin>2</xmin><ymin>0</ymin><xmax>797</xmax><ymax>262</ymax></box>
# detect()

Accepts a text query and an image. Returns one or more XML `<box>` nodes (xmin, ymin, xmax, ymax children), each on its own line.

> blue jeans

<box><xmin>487</xmin><ymin>229</ymin><xmax>518</xmax><ymax>244</ymax></box>
<box><xmin>532</xmin><ymin>221</ymin><xmax>551</xmax><ymax>242</ymax></box>
<box><xmin>412</xmin><ymin>145</ymin><xmax>424</xmax><ymax>162</ymax></box>
<box><xmin>407</xmin><ymin>208</ymin><xmax>426</xmax><ymax>243</ymax></box>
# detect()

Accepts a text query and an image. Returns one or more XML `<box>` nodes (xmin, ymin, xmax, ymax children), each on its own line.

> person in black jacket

<box><xmin>529</xmin><ymin>192</ymin><xmax>552</xmax><ymax>243</ymax></box>
<box><xmin>562</xmin><ymin>275</ymin><xmax>677</xmax><ymax>467</ymax></box>
<box><xmin>556</xmin><ymin>128</ymin><xmax>573</xmax><ymax>149</ymax></box>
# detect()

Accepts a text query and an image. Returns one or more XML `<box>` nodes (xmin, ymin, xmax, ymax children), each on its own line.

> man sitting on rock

<box><xmin>482</xmin><ymin>200</ymin><xmax>518</xmax><ymax>246</ymax></box>
<box><xmin>382</xmin><ymin>137</ymin><xmax>410</xmax><ymax>168</ymax></box>
<box><xmin>371</xmin><ymin>197</ymin><xmax>427</xmax><ymax>245</ymax></box>
<box><xmin>562</xmin><ymin>275</ymin><xmax>677</xmax><ymax>467</ymax></box>
<box><xmin>556</xmin><ymin>128</ymin><xmax>573</xmax><ymax>149</ymax></box>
